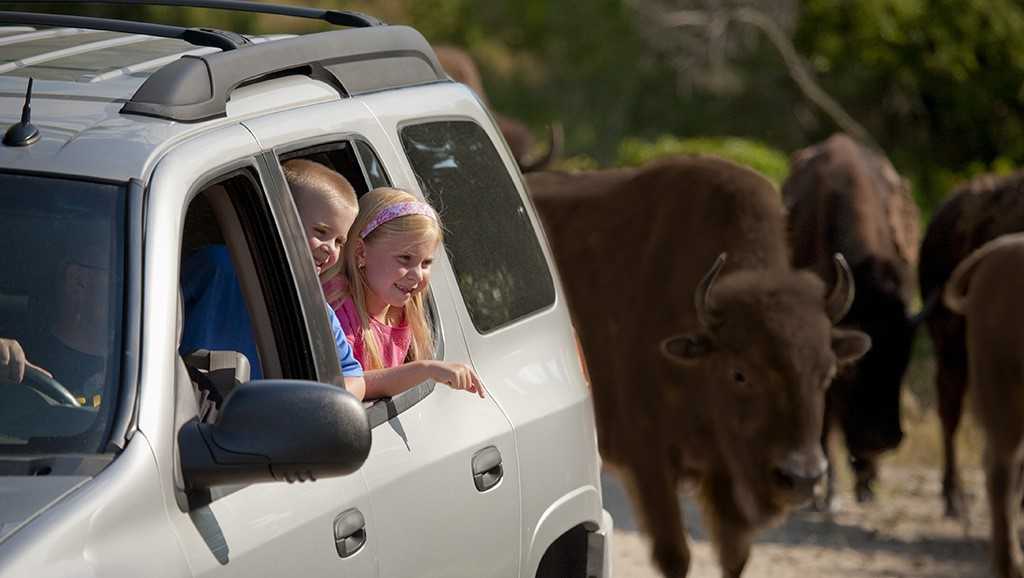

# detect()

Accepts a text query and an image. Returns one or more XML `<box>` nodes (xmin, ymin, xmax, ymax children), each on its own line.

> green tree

<box><xmin>795</xmin><ymin>0</ymin><xmax>1024</xmax><ymax>210</ymax></box>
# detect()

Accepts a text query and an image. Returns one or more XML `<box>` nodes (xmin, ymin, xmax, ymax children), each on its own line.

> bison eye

<box><xmin>733</xmin><ymin>370</ymin><xmax>747</xmax><ymax>384</ymax></box>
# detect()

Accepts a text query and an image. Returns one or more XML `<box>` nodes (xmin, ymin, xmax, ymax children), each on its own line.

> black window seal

<box><xmin>106</xmin><ymin>177</ymin><xmax>144</xmax><ymax>451</ymax></box>
<box><xmin>223</xmin><ymin>167</ymin><xmax>317</xmax><ymax>379</ymax></box>
<box><xmin>256</xmin><ymin>150</ymin><xmax>338</xmax><ymax>382</ymax></box>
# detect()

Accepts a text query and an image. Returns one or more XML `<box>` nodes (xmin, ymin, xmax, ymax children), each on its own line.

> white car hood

<box><xmin>0</xmin><ymin>476</ymin><xmax>89</xmax><ymax>543</ymax></box>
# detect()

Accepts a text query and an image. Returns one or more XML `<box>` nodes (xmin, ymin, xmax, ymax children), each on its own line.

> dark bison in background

<box><xmin>434</xmin><ymin>45</ymin><xmax>561</xmax><ymax>172</ymax></box>
<box><xmin>526</xmin><ymin>157</ymin><xmax>870</xmax><ymax>578</ymax></box>
<box><xmin>919</xmin><ymin>171</ymin><xmax>1024</xmax><ymax>518</ymax></box>
<box><xmin>782</xmin><ymin>134</ymin><xmax>921</xmax><ymax>508</ymax></box>
<box><xmin>943</xmin><ymin>232</ymin><xmax>1024</xmax><ymax>578</ymax></box>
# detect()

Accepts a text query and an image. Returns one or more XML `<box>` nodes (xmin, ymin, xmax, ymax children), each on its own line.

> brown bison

<box><xmin>434</xmin><ymin>45</ymin><xmax>561</xmax><ymax>172</ymax></box>
<box><xmin>918</xmin><ymin>171</ymin><xmax>1024</xmax><ymax>518</ymax></box>
<box><xmin>783</xmin><ymin>134</ymin><xmax>921</xmax><ymax>507</ymax></box>
<box><xmin>943</xmin><ymin>232</ymin><xmax>1024</xmax><ymax>578</ymax></box>
<box><xmin>526</xmin><ymin>157</ymin><xmax>870</xmax><ymax>577</ymax></box>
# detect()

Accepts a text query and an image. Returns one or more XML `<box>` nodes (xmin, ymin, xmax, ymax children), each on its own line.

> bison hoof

<box><xmin>810</xmin><ymin>493</ymin><xmax>836</xmax><ymax>513</ymax></box>
<box><xmin>943</xmin><ymin>489</ymin><xmax>968</xmax><ymax>519</ymax></box>
<box><xmin>652</xmin><ymin>542</ymin><xmax>690</xmax><ymax>578</ymax></box>
<box><xmin>854</xmin><ymin>482</ymin><xmax>875</xmax><ymax>504</ymax></box>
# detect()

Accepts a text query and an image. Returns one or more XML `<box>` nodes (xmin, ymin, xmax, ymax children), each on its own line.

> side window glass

<box><xmin>355</xmin><ymin>140</ymin><xmax>391</xmax><ymax>189</ymax></box>
<box><xmin>279</xmin><ymin>139</ymin><xmax>391</xmax><ymax>196</ymax></box>
<box><xmin>401</xmin><ymin>120</ymin><xmax>555</xmax><ymax>333</ymax></box>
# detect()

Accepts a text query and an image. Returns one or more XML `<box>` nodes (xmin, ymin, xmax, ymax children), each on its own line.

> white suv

<box><xmin>0</xmin><ymin>4</ymin><xmax>612</xmax><ymax>577</ymax></box>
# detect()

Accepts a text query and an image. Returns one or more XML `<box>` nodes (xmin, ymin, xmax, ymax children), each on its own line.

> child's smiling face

<box><xmin>360</xmin><ymin>230</ymin><xmax>439</xmax><ymax>309</ymax></box>
<box><xmin>297</xmin><ymin>193</ymin><xmax>357</xmax><ymax>276</ymax></box>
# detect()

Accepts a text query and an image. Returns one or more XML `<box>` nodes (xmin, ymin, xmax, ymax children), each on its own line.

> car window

<box><xmin>0</xmin><ymin>172</ymin><xmax>126</xmax><ymax>454</ymax></box>
<box><xmin>355</xmin><ymin>140</ymin><xmax>391</xmax><ymax>189</ymax></box>
<box><xmin>401</xmin><ymin>120</ymin><xmax>555</xmax><ymax>333</ymax></box>
<box><xmin>279</xmin><ymin>139</ymin><xmax>392</xmax><ymax>196</ymax></box>
<box><xmin>180</xmin><ymin>171</ymin><xmax>319</xmax><ymax>387</ymax></box>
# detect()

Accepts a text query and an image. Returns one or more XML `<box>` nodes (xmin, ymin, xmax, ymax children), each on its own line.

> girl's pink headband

<box><xmin>359</xmin><ymin>201</ymin><xmax>438</xmax><ymax>239</ymax></box>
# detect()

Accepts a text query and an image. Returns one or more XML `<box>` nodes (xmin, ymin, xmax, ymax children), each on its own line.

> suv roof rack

<box><xmin>0</xmin><ymin>10</ymin><xmax>246</xmax><ymax>50</ymax></box>
<box><xmin>12</xmin><ymin>0</ymin><xmax>385</xmax><ymax>28</ymax></box>
<box><xmin>122</xmin><ymin>25</ymin><xmax>446</xmax><ymax>122</ymax></box>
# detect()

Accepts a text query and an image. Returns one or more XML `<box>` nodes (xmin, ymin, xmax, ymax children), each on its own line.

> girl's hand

<box><xmin>428</xmin><ymin>360</ymin><xmax>485</xmax><ymax>399</ymax></box>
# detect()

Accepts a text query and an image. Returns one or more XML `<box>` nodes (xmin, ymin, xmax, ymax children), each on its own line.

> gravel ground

<box><xmin>604</xmin><ymin>464</ymin><xmax>992</xmax><ymax>578</ymax></box>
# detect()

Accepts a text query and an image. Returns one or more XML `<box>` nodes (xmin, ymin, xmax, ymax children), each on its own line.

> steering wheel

<box><xmin>16</xmin><ymin>366</ymin><xmax>81</xmax><ymax>407</ymax></box>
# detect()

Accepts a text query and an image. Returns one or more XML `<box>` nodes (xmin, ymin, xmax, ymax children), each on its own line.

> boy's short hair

<box><xmin>282</xmin><ymin>158</ymin><xmax>358</xmax><ymax>211</ymax></box>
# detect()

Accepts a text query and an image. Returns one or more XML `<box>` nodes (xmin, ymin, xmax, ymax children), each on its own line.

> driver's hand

<box><xmin>0</xmin><ymin>338</ymin><xmax>27</xmax><ymax>383</ymax></box>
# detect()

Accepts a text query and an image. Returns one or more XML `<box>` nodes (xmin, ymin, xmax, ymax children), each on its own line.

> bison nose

<box><xmin>772</xmin><ymin>453</ymin><xmax>827</xmax><ymax>499</ymax></box>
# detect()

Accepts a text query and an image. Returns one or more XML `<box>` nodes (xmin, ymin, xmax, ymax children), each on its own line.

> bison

<box><xmin>942</xmin><ymin>232</ymin><xmax>1024</xmax><ymax>578</ymax></box>
<box><xmin>434</xmin><ymin>45</ymin><xmax>561</xmax><ymax>172</ymax></box>
<box><xmin>782</xmin><ymin>134</ymin><xmax>921</xmax><ymax>507</ymax></box>
<box><xmin>526</xmin><ymin>157</ymin><xmax>870</xmax><ymax>577</ymax></box>
<box><xmin>918</xmin><ymin>171</ymin><xmax>1024</xmax><ymax>518</ymax></box>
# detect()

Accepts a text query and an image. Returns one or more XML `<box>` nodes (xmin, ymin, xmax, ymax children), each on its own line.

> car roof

<box><xmin>0</xmin><ymin>22</ymin><xmax>447</xmax><ymax>181</ymax></box>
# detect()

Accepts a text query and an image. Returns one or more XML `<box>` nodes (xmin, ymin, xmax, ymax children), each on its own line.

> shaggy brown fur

<box><xmin>918</xmin><ymin>171</ymin><xmax>1024</xmax><ymax>518</ymax></box>
<box><xmin>433</xmin><ymin>45</ymin><xmax>561</xmax><ymax>172</ymax></box>
<box><xmin>943</xmin><ymin>233</ymin><xmax>1024</xmax><ymax>578</ymax></box>
<box><xmin>783</xmin><ymin>134</ymin><xmax>921</xmax><ymax>507</ymax></box>
<box><xmin>527</xmin><ymin>157</ymin><xmax>870</xmax><ymax>577</ymax></box>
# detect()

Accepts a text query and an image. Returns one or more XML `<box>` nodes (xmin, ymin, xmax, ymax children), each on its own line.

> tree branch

<box><xmin>663</xmin><ymin>7</ymin><xmax>878</xmax><ymax>149</ymax></box>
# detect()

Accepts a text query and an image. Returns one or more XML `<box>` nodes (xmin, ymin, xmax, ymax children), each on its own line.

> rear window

<box><xmin>0</xmin><ymin>173</ymin><xmax>126</xmax><ymax>454</ymax></box>
<box><xmin>401</xmin><ymin>120</ymin><xmax>554</xmax><ymax>333</ymax></box>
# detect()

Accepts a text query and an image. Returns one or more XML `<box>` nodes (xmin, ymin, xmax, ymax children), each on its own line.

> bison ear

<box><xmin>831</xmin><ymin>328</ymin><xmax>872</xmax><ymax>366</ymax></box>
<box><xmin>660</xmin><ymin>333</ymin><xmax>716</xmax><ymax>365</ymax></box>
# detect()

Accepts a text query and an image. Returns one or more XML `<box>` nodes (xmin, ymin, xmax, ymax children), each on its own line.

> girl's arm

<box><xmin>364</xmin><ymin>360</ymin><xmax>484</xmax><ymax>400</ymax></box>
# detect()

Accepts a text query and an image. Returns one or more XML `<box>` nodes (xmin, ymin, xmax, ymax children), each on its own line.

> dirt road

<box><xmin>604</xmin><ymin>416</ymin><xmax>992</xmax><ymax>577</ymax></box>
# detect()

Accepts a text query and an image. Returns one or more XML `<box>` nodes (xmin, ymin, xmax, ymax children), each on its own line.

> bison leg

<box><xmin>851</xmin><ymin>455</ymin><xmax>878</xmax><ymax>503</ymax></box>
<box><xmin>937</xmin><ymin>364</ymin><xmax>969</xmax><ymax>518</ymax></box>
<box><xmin>815</xmin><ymin>397</ymin><xmax>838</xmax><ymax>512</ymax></box>
<box><xmin>627</xmin><ymin>463</ymin><xmax>690</xmax><ymax>577</ymax></box>
<box><xmin>711</xmin><ymin>519</ymin><xmax>752</xmax><ymax>578</ymax></box>
<box><xmin>816</xmin><ymin>422</ymin><xmax>837</xmax><ymax>512</ymax></box>
<box><xmin>985</xmin><ymin>454</ymin><xmax>1024</xmax><ymax>578</ymax></box>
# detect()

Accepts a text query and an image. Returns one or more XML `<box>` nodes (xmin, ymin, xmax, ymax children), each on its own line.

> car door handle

<box><xmin>472</xmin><ymin>446</ymin><xmax>503</xmax><ymax>492</ymax></box>
<box><xmin>333</xmin><ymin>508</ymin><xmax>367</xmax><ymax>558</ymax></box>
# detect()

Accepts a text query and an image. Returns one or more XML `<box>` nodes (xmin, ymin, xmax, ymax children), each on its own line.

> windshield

<box><xmin>0</xmin><ymin>172</ymin><xmax>127</xmax><ymax>454</ymax></box>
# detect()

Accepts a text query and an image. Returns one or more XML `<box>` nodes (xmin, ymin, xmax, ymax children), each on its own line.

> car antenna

<box><xmin>3</xmin><ymin>78</ymin><xmax>40</xmax><ymax>147</ymax></box>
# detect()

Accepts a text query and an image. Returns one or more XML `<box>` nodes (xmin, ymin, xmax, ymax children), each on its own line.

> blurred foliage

<box><xmin>13</xmin><ymin>0</ymin><xmax>1024</xmax><ymax>217</ymax></box>
<box><xmin>617</xmin><ymin>136</ymin><xmax>790</xmax><ymax>186</ymax></box>
<box><xmin>794</xmin><ymin>0</ymin><xmax>1024</xmax><ymax>212</ymax></box>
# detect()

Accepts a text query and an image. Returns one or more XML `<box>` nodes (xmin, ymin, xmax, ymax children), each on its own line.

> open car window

<box><xmin>0</xmin><ymin>172</ymin><xmax>127</xmax><ymax>455</ymax></box>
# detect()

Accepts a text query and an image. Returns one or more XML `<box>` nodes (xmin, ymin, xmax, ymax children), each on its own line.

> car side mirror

<box><xmin>178</xmin><ymin>380</ymin><xmax>370</xmax><ymax>496</ymax></box>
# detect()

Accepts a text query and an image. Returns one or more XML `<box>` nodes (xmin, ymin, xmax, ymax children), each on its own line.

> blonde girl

<box><xmin>324</xmin><ymin>187</ymin><xmax>484</xmax><ymax>400</ymax></box>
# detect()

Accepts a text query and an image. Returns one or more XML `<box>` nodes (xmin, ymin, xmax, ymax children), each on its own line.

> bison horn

<box><xmin>826</xmin><ymin>253</ymin><xmax>856</xmax><ymax>324</ymax></box>
<box><xmin>695</xmin><ymin>253</ymin><xmax>728</xmax><ymax>330</ymax></box>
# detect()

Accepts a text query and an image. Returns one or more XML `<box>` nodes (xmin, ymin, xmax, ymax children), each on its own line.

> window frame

<box><xmin>0</xmin><ymin>168</ymin><xmax>136</xmax><ymax>460</ymax></box>
<box><xmin>267</xmin><ymin>137</ymin><xmax>447</xmax><ymax>428</ymax></box>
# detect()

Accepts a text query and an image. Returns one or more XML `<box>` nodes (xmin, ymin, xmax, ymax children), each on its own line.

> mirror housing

<box><xmin>179</xmin><ymin>380</ymin><xmax>370</xmax><ymax>492</ymax></box>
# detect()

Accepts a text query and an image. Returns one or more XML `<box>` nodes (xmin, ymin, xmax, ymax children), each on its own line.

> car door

<box><xmin>376</xmin><ymin>84</ymin><xmax>605</xmax><ymax>575</ymax></box>
<box><xmin>243</xmin><ymin>95</ymin><xmax>522</xmax><ymax>578</ymax></box>
<box><xmin>147</xmin><ymin>125</ymin><xmax>379</xmax><ymax>578</ymax></box>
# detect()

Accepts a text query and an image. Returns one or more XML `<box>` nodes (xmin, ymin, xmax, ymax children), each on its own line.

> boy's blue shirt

<box><xmin>180</xmin><ymin>245</ymin><xmax>363</xmax><ymax>379</ymax></box>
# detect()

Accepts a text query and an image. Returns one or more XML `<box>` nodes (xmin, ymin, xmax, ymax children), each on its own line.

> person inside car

<box><xmin>324</xmin><ymin>187</ymin><xmax>485</xmax><ymax>400</ymax></box>
<box><xmin>0</xmin><ymin>235</ymin><xmax>112</xmax><ymax>406</ymax></box>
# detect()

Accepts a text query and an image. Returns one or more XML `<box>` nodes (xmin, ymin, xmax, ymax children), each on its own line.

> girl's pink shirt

<box><xmin>323</xmin><ymin>275</ymin><xmax>412</xmax><ymax>369</ymax></box>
